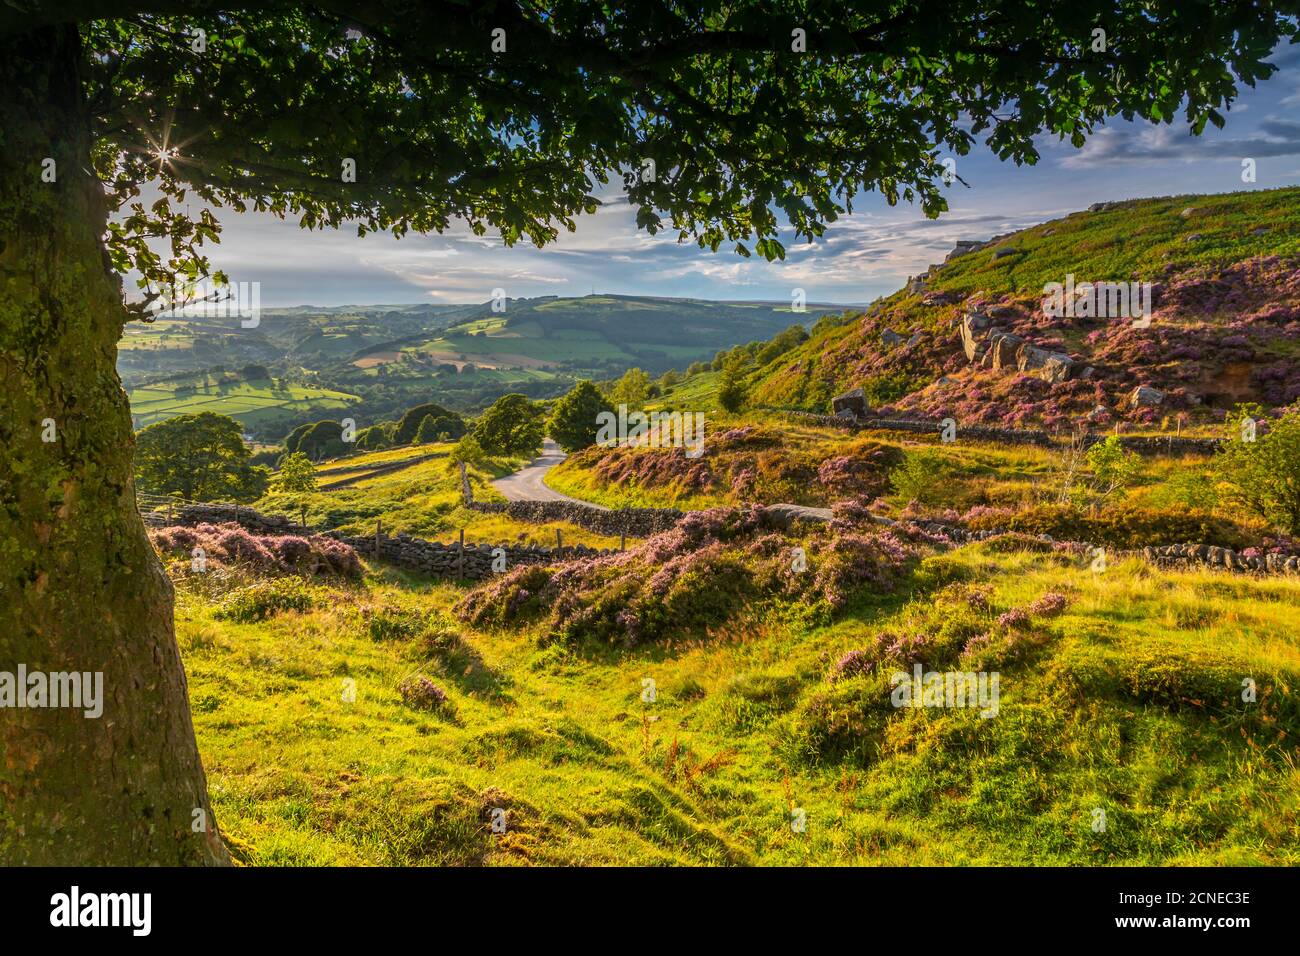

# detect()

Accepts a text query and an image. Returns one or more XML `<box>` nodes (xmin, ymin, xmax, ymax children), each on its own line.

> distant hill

<box><xmin>121</xmin><ymin>294</ymin><xmax>847</xmax><ymax>439</ymax></box>
<box><xmin>737</xmin><ymin>187</ymin><xmax>1300</xmax><ymax>428</ymax></box>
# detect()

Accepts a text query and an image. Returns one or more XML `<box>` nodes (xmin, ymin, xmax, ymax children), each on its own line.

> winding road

<box><xmin>491</xmin><ymin>438</ymin><xmax>610</xmax><ymax>510</ymax></box>
<box><xmin>490</xmin><ymin>439</ymin><xmax>844</xmax><ymax>526</ymax></box>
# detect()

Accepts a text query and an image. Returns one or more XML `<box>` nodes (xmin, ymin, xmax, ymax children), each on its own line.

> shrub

<box><xmin>456</xmin><ymin>506</ymin><xmax>922</xmax><ymax>648</ymax></box>
<box><xmin>397</xmin><ymin>675</ymin><xmax>450</xmax><ymax>712</ymax></box>
<box><xmin>215</xmin><ymin>577</ymin><xmax>316</xmax><ymax>622</ymax></box>
<box><xmin>890</xmin><ymin>450</ymin><xmax>946</xmax><ymax>505</ymax></box>
<box><xmin>149</xmin><ymin>522</ymin><xmax>362</xmax><ymax>579</ymax></box>
<box><xmin>1214</xmin><ymin>406</ymin><xmax>1300</xmax><ymax>535</ymax></box>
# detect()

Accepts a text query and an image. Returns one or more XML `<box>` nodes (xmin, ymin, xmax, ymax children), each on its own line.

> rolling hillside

<box><xmin>122</xmin><ymin>294</ymin><xmax>848</xmax><ymax>436</ymax></box>
<box><xmin>128</xmin><ymin>370</ymin><xmax>360</xmax><ymax>432</ymax></box>
<box><xmin>736</xmin><ymin>187</ymin><xmax>1300</xmax><ymax>428</ymax></box>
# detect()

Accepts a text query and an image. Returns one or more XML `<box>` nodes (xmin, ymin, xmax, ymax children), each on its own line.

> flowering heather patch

<box><xmin>568</xmin><ymin>425</ymin><xmax>839</xmax><ymax>504</ymax></box>
<box><xmin>810</xmin><ymin>530</ymin><xmax>914</xmax><ymax>611</ymax></box>
<box><xmin>829</xmin><ymin>647</ymin><xmax>875</xmax><ymax>682</ymax></box>
<box><xmin>149</xmin><ymin>522</ymin><xmax>362</xmax><ymax>579</ymax></box>
<box><xmin>455</xmin><ymin>507</ymin><xmax>923</xmax><ymax>648</ymax></box>
<box><xmin>816</xmin><ymin>441</ymin><xmax>902</xmax><ymax>498</ymax></box>
<box><xmin>1026</xmin><ymin>592</ymin><xmax>1069</xmax><ymax>618</ymax></box>
<box><xmin>397</xmin><ymin>675</ymin><xmax>449</xmax><ymax>712</ymax></box>
<box><xmin>995</xmin><ymin>607</ymin><xmax>1032</xmax><ymax>630</ymax></box>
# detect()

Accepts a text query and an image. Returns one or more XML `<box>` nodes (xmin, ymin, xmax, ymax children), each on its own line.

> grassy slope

<box><xmin>745</xmin><ymin>186</ymin><xmax>1300</xmax><ymax>418</ymax></box>
<box><xmin>185</xmin><ymin>544</ymin><xmax>1299</xmax><ymax>866</ymax></box>
<box><xmin>255</xmin><ymin>443</ymin><xmax>626</xmax><ymax>550</ymax></box>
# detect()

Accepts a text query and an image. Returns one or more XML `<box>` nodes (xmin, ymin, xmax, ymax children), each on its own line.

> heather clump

<box><xmin>455</xmin><ymin>507</ymin><xmax>924</xmax><ymax>649</ymax></box>
<box><xmin>150</xmin><ymin>522</ymin><xmax>362</xmax><ymax>579</ymax></box>
<box><xmin>397</xmin><ymin>675</ymin><xmax>451</xmax><ymax>713</ymax></box>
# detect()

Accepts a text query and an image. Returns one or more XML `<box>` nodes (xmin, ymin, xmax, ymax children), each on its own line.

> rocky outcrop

<box><xmin>832</xmin><ymin>387</ymin><xmax>870</xmax><ymax>420</ymax></box>
<box><xmin>1126</xmin><ymin>385</ymin><xmax>1166</xmax><ymax>408</ymax></box>
<box><xmin>961</xmin><ymin>312</ymin><xmax>991</xmax><ymax>362</ymax></box>
<box><xmin>957</xmin><ymin>310</ymin><xmax>1079</xmax><ymax>383</ymax></box>
<box><xmin>945</xmin><ymin>240</ymin><xmax>984</xmax><ymax>262</ymax></box>
<box><xmin>1018</xmin><ymin>345</ymin><xmax>1075</xmax><ymax>383</ymax></box>
<box><xmin>989</xmin><ymin>332</ymin><xmax>1023</xmax><ymax>370</ymax></box>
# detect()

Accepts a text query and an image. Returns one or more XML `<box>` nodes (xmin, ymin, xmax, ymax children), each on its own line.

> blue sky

<box><xmin>192</xmin><ymin>46</ymin><xmax>1300</xmax><ymax>308</ymax></box>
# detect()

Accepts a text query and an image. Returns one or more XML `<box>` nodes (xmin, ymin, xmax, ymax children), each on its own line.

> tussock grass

<box><xmin>182</xmin><ymin>540</ymin><xmax>1300</xmax><ymax>865</ymax></box>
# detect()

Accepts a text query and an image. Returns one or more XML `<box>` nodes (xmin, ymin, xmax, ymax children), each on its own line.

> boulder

<box><xmin>989</xmin><ymin>332</ymin><xmax>1024</xmax><ymax>371</ymax></box>
<box><xmin>993</xmin><ymin>246</ymin><xmax>1018</xmax><ymax>259</ymax></box>
<box><xmin>906</xmin><ymin>275</ymin><xmax>928</xmax><ymax>294</ymax></box>
<box><xmin>959</xmin><ymin>312</ymin><xmax>990</xmax><ymax>361</ymax></box>
<box><xmin>1017</xmin><ymin>344</ymin><xmax>1075</xmax><ymax>383</ymax></box>
<box><xmin>1126</xmin><ymin>385</ymin><xmax>1166</xmax><ymax>408</ymax></box>
<box><xmin>761</xmin><ymin>503</ymin><xmax>834</xmax><ymax>530</ymax></box>
<box><xmin>905</xmin><ymin>331</ymin><xmax>923</xmax><ymax>349</ymax></box>
<box><xmin>945</xmin><ymin>240</ymin><xmax>983</xmax><ymax>262</ymax></box>
<box><xmin>880</xmin><ymin>329</ymin><xmax>904</xmax><ymax>347</ymax></box>
<box><xmin>831</xmin><ymin>387</ymin><xmax>869</xmax><ymax>420</ymax></box>
<box><xmin>1179</xmin><ymin>206</ymin><xmax>1200</xmax><ymax>218</ymax></box>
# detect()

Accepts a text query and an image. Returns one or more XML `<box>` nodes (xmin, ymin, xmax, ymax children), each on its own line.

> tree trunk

<box><xmin>0</xmin><ymin>26</ymin><xmax>230</xmax><ymax>865</ymax></box>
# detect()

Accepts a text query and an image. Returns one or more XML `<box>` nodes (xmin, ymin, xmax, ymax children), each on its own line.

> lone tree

<box><xmin>474</xmin><ymin>393</ymin><xmax>546</xmax><ymax>457</ymax></box>
<box><xmin>549</xmin><ymin>380</ymin><xmax>616</xmax><ymax>452</ymax></box>
<box><xmin>3</xmin><ymin>1</ymin><xmax>1296</xmax><ymax>865</ymax></box>
<box><xmin>135</xmin><ymin>412</ymin><xmax>269</xmax><ymax>502</ymax></box>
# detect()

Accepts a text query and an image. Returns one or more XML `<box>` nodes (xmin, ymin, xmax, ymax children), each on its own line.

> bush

<box><xmin>149</xmin><ymin>522</ymin><xmax>362</xmax><ymax>579</ymax></box>
<box><xmin>890</xmin><ymin>450</ymin><xmax>946</xmax><ymax>505</ymax></box>
<box><xmin>397</xmin><ymin>675</ymin><xmax>450</xmax><ymax>712</ymax></box>
<box><xmin>215</xmin><ymin>577</ymin><xmax>316</xmax><ymax>622</ymax></box>
<box><xmin>456</xmin><ymin>506</ymin><xmax>921</xmax><ymax>648</ymax></box>
<box><xmin>1214</xmin><ymin>406</ymin><xmax>1300</xmax><ymax>535</ymax></box>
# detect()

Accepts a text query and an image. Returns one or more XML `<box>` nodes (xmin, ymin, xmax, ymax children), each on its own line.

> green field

<box><xmin>129</xmin><ymin>374</ymin><xmax>360</xmax><ymax>429</ymax></box>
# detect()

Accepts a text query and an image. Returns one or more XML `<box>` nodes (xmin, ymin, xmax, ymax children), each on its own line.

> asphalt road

<box><xmin>491</xmin><ymin>438</ymin><xmax>610</xmax><ymax>511</ymax></box>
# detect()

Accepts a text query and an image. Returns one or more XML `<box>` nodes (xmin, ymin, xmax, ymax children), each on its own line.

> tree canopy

<box><xmin>10</xmin><ymin>1</ymin><xmax>1294</xmax><ymax>302</ymax></box>
<box><xmin>474</xmin><ymin>393</ymin><xmax>546</xmax><ymax>457</ymax></box>
<box><xmin>135</xmin><ymin>412</ymin><xmax>268</xmax><ymax>501</ymax></box>
<box><xmin>549</xmin><ymin>380</ymin><xmax>616</xmax><ymax>452</ymax></box>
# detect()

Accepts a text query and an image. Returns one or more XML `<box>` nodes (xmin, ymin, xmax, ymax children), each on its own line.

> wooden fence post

<box><xmin>458</xmin><ymin>528</ymin><xmax>465</xmax><ymax>579</ymax></box>
<box><xmin>555</xmin><ymin>528</ymin><xmax>562</xmax><ymax>550</ymax></box>
<box><xmin>620</xmin><ymin>534</ymin><xmax>626</xmax><ymax>551</ymax></box>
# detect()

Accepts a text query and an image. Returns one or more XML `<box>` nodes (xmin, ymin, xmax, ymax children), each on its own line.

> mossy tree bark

<box><xmin>0</xmin><ymin>26</ymin><xmax>229</xmax><ymax>865</ymax></box>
